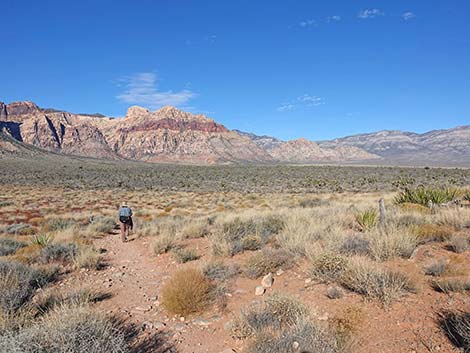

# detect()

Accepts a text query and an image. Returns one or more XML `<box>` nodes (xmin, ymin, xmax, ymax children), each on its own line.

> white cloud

<box><xmin>402</xmin><ymin>12</ymin><xmax>416</xmax><ymax>21</ymax></box>
<box><xmin>327</xmin><ymin>15</ymin><xmax>342</xmax><ymax>23</ymax></box>
<box><xmin>277</xmin><ymin>94</ymin><xmax>325</xmax><ymax>112</ymax></box>
<box><xmin>358</xmin><ymin>9</ymin><xmax>384</xmax><ymax>19</ymax></box>
<box><xmin>299</xmin><ymin>19</ymin><xmax>317</xmax><ymax>28</ymax></box>
<box><xmin>116</xmin><ymin>72</ymin><xmax>196</xmax><ymax>109</ymax></box>
<box><xmin>277</xmin><ymin>103</ymin><xmax>295</xmax><ymax>112</ymax></box>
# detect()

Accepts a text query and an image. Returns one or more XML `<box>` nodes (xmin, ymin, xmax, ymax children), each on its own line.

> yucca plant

<box><xmin>31</xmin><ymin>234</ymin><xmax>53</xmax><ymax>247</ymax></box>
<box><xmin>355</xmin><ymin>209</ymin><xmax>378</xmax><ymax>231</ymax></box>
<box><xmin>394</xmin><ymin>187</ymin><xmax>459</xmax><ymax>207</ymax></box>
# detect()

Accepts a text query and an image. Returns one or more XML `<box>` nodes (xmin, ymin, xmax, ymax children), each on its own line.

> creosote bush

<box><xmin>243</xmin><ymin>248</ymin><xmax>291</xmax><ymax>279</ymax></box>
<box><xmin>160</xmin><ymin>267</ymin><xmax>214</xmax><ymax>316</ymax></box>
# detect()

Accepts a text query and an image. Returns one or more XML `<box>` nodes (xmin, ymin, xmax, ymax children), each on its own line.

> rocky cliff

<box><xmin>0</xmin><ymin>100</ymin><xmax>381</xmax><ymax>164</ymax></box>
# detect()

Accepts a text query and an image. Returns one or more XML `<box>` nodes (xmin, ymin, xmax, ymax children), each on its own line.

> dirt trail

<box><xmin>61</xmin><ymin>231</ymin><xmax>239</xmax><ymax>353</ymax></box>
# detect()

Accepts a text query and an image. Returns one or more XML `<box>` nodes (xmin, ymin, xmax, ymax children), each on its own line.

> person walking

<box><xmin>118</xmin><ymin>202</ymin><xmax>133</xmax><ymax>242</ymax></box>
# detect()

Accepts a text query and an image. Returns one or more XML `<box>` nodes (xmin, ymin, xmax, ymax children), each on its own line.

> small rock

<box><xmin>261</xmin><ymin>273</ymin><xmax>274</xmax><ymax>288</ymax></box>
<box><xmin>292</xmin><ymin>341</ymin><xmax>300</xmax><ymax>350</ymax></box>
<box><xmin>276</xmin><ymin>268</ymin><xmax>284</xmax><ymax>276</ymax></box>
<box><xmin>318</xmin><ymin>312</ymin><xmax>329</xmax><ymax>321</ymax></box>
<box><xmin>180</xmin><ymin>317</ymin><xmax>185</xmax><ymax>322</ymax></box>
<box><xmin>304</xmin><ymin>278</ymin><xmax>312</xmax><ymax>285</ymax></box>
<box><xmin>219</xmin><ymin>350</ymin><xmax>236</xmax><ymax>353</ymax></box>
<box><xmin>193</xmin><ymin>318</ymin><xmax>211</xmax><ymax>326</ymax></box>
<box><xmin>255</xmin><ymin>286</ymin><xmax>265</xmax><ymax>296</ymax></box>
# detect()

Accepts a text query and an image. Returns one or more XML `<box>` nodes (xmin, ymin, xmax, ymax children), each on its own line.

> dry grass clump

<box><xmin>0</xmin><ymin>305</ymin><xmax>128</xmax><ymax>353</ymax></box>
<box><xmin>72</xmin><ymin>246</ymin><xmax>102</xmax><ymax>269</ymax></box>
<box><xmin>231</xmin><ymin>293</ymin><xmax>342</xmax><ymax>353</ymax></box>
<box><xmin>339</xmin><ymin>235</ymin><xmax>370</xmax><ymax>256</ymax></box>
<box><xmin>326</xmin><ymin>286</ymin><xmax>344</xmax><ymax>299</ymax></box>
<box><xmin>339</xmin><ymin>257</ymin><xmax>416</xmax><ymax>305</ymax></box>
<box><xmin>202</xmin><ymin>260</ymin><xmax>239</xmax><ymax>282</ymax></box>
<box><xmin>180</xmin><ymin>219</ymin><xmax>210</xmax><ymax>239</ymax></box>
<box><xmin>355</xmin><ymin>208</ymin><xmax>378</xmax><ymax>231</ymax></box>
<box><xmin>0</xmin><ymin>238</ymin><xmax>26</xmax><ymax>256</ymax></box>
<box><xmin>152</xmin><ymin>234</ymin><xmax>175</xmax><ymax>255</ymax></box>
<box><xmin>2</xmin><ymin>223</ymin><xmax>34</xmax><ymax>236</ymax></box>
<box><xmin>160</xmin><ymin>267</ymin><xmax>214</xmax><ymax>316</ymax></box>
<box><xmin>414</xmin><ymin>224</ymin><xmax>455</xmax><ymax>243</ymax></box>
<box><xmin>436</xmin><ymin>208</ymin><xmax>470</xmax><ymax>230</ymax></box>
<box><xmin>424</xmin><ymin>259</ymin><xmax>451</xmax><ymax>277</ymax></box>
<box><xmin>210</xmin><ymin>213</ymin><xmax>284</xmax><ymax>256</ymax></box>
<box><xmin>431</xmin><ymin>278</ymin><xmax>470</xmax><ymax>293</ymax></box>
<box><xmin>87</xmin><ymin>216</ymin><xmax>116</xmax><ymax>235</ymax></box>
<box><xmin>243</xmin><ymin>248</ymin><xmax>292</xmax><ymax>279</ymax></box>
<box><xmin>439</xmin><ymin>311</ymin><xmax>470</xmax><ymax>351</ymax></box>
<box><xmin>172</xmin><ymin>247</ymin><xmax>199</xmax><ymax>263</ymax></box>
<box><xmin>310</xmin><ymin>253</ymin><xmax>348</xmax><ymax>283</ymax></box>
<box><xmin>367</xmin><ymin>226</ymin><xmax>418</xmax><ymax>261</ymax></box>
<box><xmin>41</xmin><ymin>217</ymin><xmax>77</xmax><ymax>233</ymax></box>
<box><xmin>448</xmin><ymin>235</ymin><xmax>470</xmax><ymax>253</ymax></box>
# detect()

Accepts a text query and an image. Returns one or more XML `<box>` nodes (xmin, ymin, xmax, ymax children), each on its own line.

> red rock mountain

<box><xmin>0</xmin><ymin>101</ymin><xmax>379</xmax><ymax>164</ymax></box>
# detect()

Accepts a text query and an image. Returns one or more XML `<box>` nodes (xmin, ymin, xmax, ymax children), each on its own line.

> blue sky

<box><xmin>1</xmin><ymin>0</ymin><xmax>469</xmax><ymax>140</ymax></box>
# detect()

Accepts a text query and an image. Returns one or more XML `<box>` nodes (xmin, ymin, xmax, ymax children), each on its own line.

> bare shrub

<box><xmin>368</xmin><ymin>227</ymin><xmax>418</xmax><ymax>261</ymax></box>
<box><xmin>326</xmin><ymin>286</ymin><xmax>344</xmax><ymax>299</ymax></box>
<box><xmin>339</xmin><ymin>257</ymin><xmax>416</xmax><ymax>305</ymax></box>
<box><xmin>339</xmin><ymin>235</ymin><xmax>370</xmax><ymax>256</ymax></box>
<box><xmin>439</xmin><ymin>311</ymin><xmax>470</xmax><ymax>351</ymax></box>
<box><xmin>38</xmin><ymin>243</ymin><xmax>78</xmax><ymax>264</ymax></box>
<box><xmin>202</xmin><ymin>261</ymin><xmax>239</xmax><ymax>282</ymax></box>
<box><xmin>172</xmin><ymin>247</ymin><xmax>199</xmax><ymax>263</ymax></box>
<box><xmin>152</xmin><ymin>235</ymin><xmax>175</xmax><ymax>255</ymax></box>
<box><xmin>424</xmin><ymin>259</ymin><xmax>449</xmax><ymax>276</ymax></box>
<box><xmin>243</xmin><ymin>248</ymin><xmax>291</xmax><ymax>279</ymax></box>
<box><xmin>160</xmin><ymin>267</ymin><xmax>214</xmax><ymax>315</ymax></box>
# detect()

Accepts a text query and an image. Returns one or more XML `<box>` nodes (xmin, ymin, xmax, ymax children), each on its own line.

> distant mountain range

<box><xmin>1</xmin><ymin>100</ymin><xmax>469</xmax><ymax>166</ymax></box>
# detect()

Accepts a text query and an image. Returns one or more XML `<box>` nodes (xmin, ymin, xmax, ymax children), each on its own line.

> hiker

<box><xmin>118</xmin><ymin>202</ymin><xmax>133</xmax><ymax>242</ymax></box>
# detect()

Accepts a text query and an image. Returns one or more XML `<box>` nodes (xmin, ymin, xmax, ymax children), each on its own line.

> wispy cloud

<box><xmin>358</xmin><ymin>9</ymin><xmax>384</xmax><ymax>19</ymax></box>
<box><xmin>299</xmin><ymin>19</ymin><xmax>317</xmax><ymax>28</ymax></box>
<box><xmin>327</xmin><ymin>15</ymin><xmax>342</xmax><ymax>23</ymax></box>
<box><xmin>277</xmin><ymin>94</ymin><xmax>325</xmax><ymax>112</ymax></box>
<box><xmin>116</xmin><ymin>72</ymin><xmax>196</xmax><ymax>109</ymax></box>
<box><xmin>402</xmin><ymin>12</ymin><xmax>416</xmax><ymax>21</ymax></box>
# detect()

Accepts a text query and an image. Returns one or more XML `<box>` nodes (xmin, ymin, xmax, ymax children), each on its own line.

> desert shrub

<box><xmin>339</xmin><ymin>257</ymin><xmax>416</xmax><ymax>305</ymax></box>
<box><xmin>414</xmin><ymin>224</ymin><xmax>455</xmax><ymax>242</ymax></box>
<box><xmin>398</xmin><ymin>202</ymin><xmax>431</xmax><ymax>215</ymax></box>
<box><xmin>42</xmin><ymin>218</ymin><xmax>76</xmax><ymax>232</ymax></box>
<box><xmin>431</xmin><ymin>278</ymin><xmax>470</xmax><ymax>293</ymax></box>
<box><xmin>299</xmin><ymin>198</ymin><xmax>329</xmax><ymax>208</ymax></box>
<box><xmin>152</xmin><ymin>235</ymin><xmax>175</xmax><ymax>255</ymax></box>
<box><xmin>0</xmin><ymin>238</ymin><xmax>26</xmax><ymax>256</ymax></box>
<box><xmin>326</xmin><ymin>286</ymin><xmax>344</xmax><ymax>299</ymax></box>
<box><xmin>160</xmin><ymin>267</ymin><xmax>214</xmax><ymax>315</ymax></box>
<box><xmin>339</xmin><ymin>235</ymin><xmax>370</xmax><ymax>256</ymax></box>
<box><xmin>202</xmin><ymin>261</ymin><xmax>239</xmax><ymax>282</ymax></box>
<box><xmin>424</xmin><ymin>259</ymin><xmax>449</xmax><ymax>277</ymax></box>
<box><xmin>180</xmin><ymin>219</ymin><xmax>209</xmax><ymax>239</ymax></box>
<box><xmin>243</xmin><ymin>248</ymin><xmax>291</xmax><ymax>279</ymax></box>
<box><xmin>331</xmin><ymin>305</ymin><xmax>364</xmax><ymax>343</ymax></box>
<box><xmin>38</xmin><ymin>243</ymin><xmax>78</xmax><ymax>264</ymax></box>
<box><xmin>439</xmin><ymin>311</ymin><xmax>470</xmax><ymax>351</ymax></box>
<box><xmin>246</xmin><ymin>320</ymin><xmax>342</xmax><ymax>353</ymax></box>
<box><xmin>448</xmin><ymin>235</ymin><xmax>470</xmax><ymax>253</ymax></box>
<box><xmin>355</xmin><ymin>209</ymin><xmax>378</xmax><ymax>231</ymax></box>
<box><xmin>310</xmin><ymin>253</ymin><xmax>348</xmax><ymax>283</ymax></box>
<box><xmin>368</xmin><ymin>227</ymin><xmax>418</xmax><ymax>261</ymax></box>
<box><xmin>0</xmin><ymin>201</ymin><xmax>13</xmax><ymax>208</ymax></box>
<box><xmin>231</xmin><ymin>292</ymin><xmax>309</xmax><ymax>339</ymax></box>
<box><xmin>0</xmin><ymin>305</ymin><xmax>128</xmax><ymax>353</ymax></box>
<box><xmin>88</xmin><ymin>216</ymin><xmax>115</xmax><ymax>234</ymax></box>
<box><xmin>0</xmin><ymin>260</ymin><xmax>57</xmax><ymax>314</ymax></box>
<box><xmin>172</xmin><ymin>247</ymin><xmax>199</xmax><ymax>263</ymax></box>
<box><xmin>394</xmin><ymin>187</ymin><xmax>459</xmax><ymax>206</ymax></box>
<box><xmin>3</xmin><ymin>223</ymin><xmax>34</xmax><ymax>236</ymax></box>
<box><xmin>212</xmin><ymin>214</ymin><xmax>284</xmax><ymax>256</ymax></box>
<box><xmin>437</xmin><ymin>208</ymin><xmax>470</xmax><ymax>230</ymax></box>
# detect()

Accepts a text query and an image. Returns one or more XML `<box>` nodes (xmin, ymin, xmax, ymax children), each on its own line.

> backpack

<box><xmin>118</xmin><ymin>207</ymin><xmax>132</xmax><ymax>224</ymax></box>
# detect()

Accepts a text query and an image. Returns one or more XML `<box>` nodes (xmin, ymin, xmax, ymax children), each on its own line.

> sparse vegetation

<box><xmin>439</xmin><ymin>311</ymin><xmax>470</xmax><ymax>351</ymax></box>
<box><xmin>395</xmin><ymin>187</ymin><xmax>459</xmax><ymax>207</ymax></box>
<box><xmin>310</xmin><ymin>253</ymin><xmax>348</xmax><ymax>283</ymax></box>
<box><xmin>172</xmin><ymin>247</ymin><xmax>199</xmax><ymax>263</ymax></box>
<box><xmin>0</xmin><ymin>238</ymin><xmax>26</xmax><ymax>256</ymax></box>
<box><xmin>243</xmin><ymin>248</ymin><xmax>291</xmax><ymax>279</ymax></box>
<box><xmin>431</xmin><ymin>278</ymin><xmax>470</xmax><ymax>293</ymax></box>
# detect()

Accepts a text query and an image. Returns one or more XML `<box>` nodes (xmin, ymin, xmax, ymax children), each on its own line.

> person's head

<box><xmin>121</xmin><ymin>202</ymin><xmax>128</xmax><ymax>208</ymax></box>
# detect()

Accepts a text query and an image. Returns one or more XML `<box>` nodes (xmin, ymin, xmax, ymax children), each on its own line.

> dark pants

<box><xmin>120</xmin><ymin>217</ymin><xmax>133</xmax><ymax>242</ymax></box>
